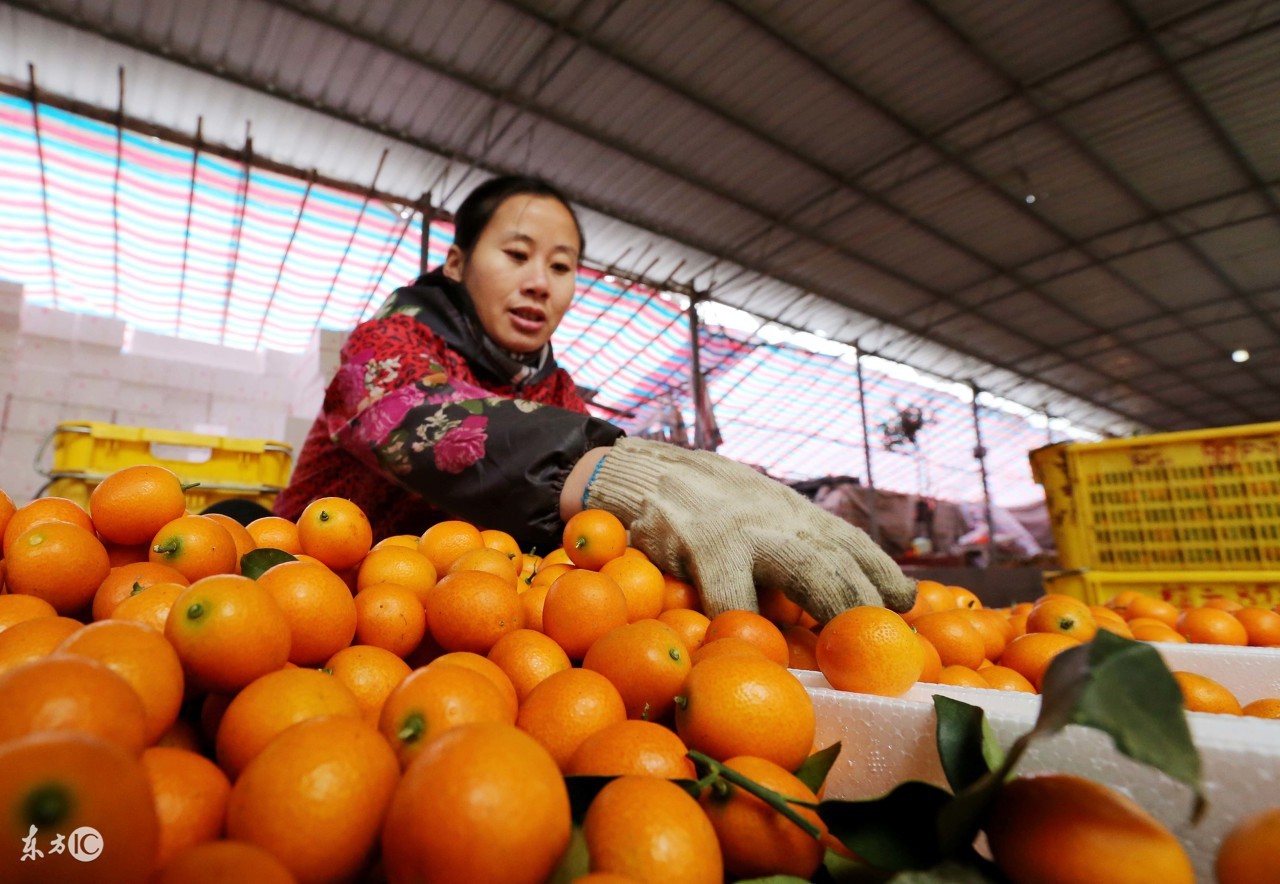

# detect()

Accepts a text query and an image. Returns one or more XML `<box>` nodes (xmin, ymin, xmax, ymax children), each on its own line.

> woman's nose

<box><xmin>522</xmin><ymin>265</ymin><xmax>550</xmax><ymax>297</ymax></box>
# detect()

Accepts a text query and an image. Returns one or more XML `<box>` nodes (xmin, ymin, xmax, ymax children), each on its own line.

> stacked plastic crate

<box><xmin>1030</xmin><ymin>422</ymin><xmax>1280</xmax><ymax>606</ymax></box>
<box><xmin>42</xmin><ymin>422</ymin><xmax>293</xmax><ymax>514</ymax></box>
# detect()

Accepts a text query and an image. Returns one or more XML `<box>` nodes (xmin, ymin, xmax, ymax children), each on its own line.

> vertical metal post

<box><xmin>970</xmin><ymin>382</ymin><xmax>997</xmax><ymax>568</ymax></box>
<box><xmin>688</xmin><ymin>293</ymin><xmax>706</xmax><ymax>451</ymax></box>
<box><xmin>361</xmin><ymin>194</ymin><xmax>429</xmax><ymax>324</ymax></box>
<box><xmin>111</xmin><ymin>67</ymin><xmax>125</xmax><ymax>319</ymax></box>
<box><xmin>317</xmin><ymin>149</ymin><xmax>388</xmax><ymax>327</ymax></box>
<box><xmin>218</xmin><ymin>126</ymin><xmax>253</xmax><ymax>347</ymax></box>
<box><xmin>420</xmin><ymin>193</ymin><xmax>433</xmax><ymax>276</ymax></box>
<box><xmin>177</xmin><ymin>117</ymin><xmax>203</xmax><ymax>336</ymax></box>
<box><xmin>854</xmin><ymin>349</ymin><xmax>880</xmax><ymax>545</ymax></box>
<box><xmin>28</xmin><ymin>65</ymin><xmax>60</xmax><ymax>310</ymax></box>
<box><xmin>252</xmin><ymin>172</ymin><xmax>314</xmax><ymax>350</ymax></box>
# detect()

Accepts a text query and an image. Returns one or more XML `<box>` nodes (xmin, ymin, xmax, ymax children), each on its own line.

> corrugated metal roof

<box><xmin>0</xmin><ymin>0</ymin><xmax>1276</xmax><ymax>445</ymax></box>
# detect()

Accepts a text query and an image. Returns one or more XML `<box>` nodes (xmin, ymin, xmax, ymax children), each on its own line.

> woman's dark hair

<box><xmin>451</xmin><ymin>175</ymin><xmax>586</xmax><ymax>261</ymax></box>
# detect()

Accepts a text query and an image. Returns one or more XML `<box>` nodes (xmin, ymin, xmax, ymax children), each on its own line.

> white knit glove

<box><xmin>584</xmin><ymin>438</ymin><xmax>917</xmax><ymax>622</ymax></box>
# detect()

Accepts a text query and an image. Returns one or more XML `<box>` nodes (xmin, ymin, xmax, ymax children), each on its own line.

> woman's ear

<box><xmin>442</xmin><ymin>246</ymin><xmax>465</xmax><ymax>282</ymax></box>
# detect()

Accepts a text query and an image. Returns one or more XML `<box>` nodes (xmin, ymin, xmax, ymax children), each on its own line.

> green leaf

<box><xmin>817</xmin><ymin>781</ymin><xmax>953</xmax><ymax>871</ymax></box>
<box><xmin>458</xmin><ymin>400</ymin><xmax>484</xmax><ymax>414</ymax></box>
<box><xmin>545</xmin><ymin>824</ymin><xmax>589</xmax><ymax>884</ymax></box>
<box><xmin>563</xmin><ymin>775</ymin><xmax>615</xmax><ymax>824</ymax></box>
<box><xmin>1039</xmin><ymin>630</ymin><xmax>1203</xmax><ymax>813</ymax></box>
<box><xmin>934</xmin><ymin>696</ymin><xmax>1004</xmax><ymax>794</ymax></box>
<box><xmin>930</xmin><ymin>697</ymin><xmax>1012</xmax><ymax>857</ymax></box>
<box><xmin>734</xmin><ymin>877</ymin><xmax>814</xmax><ymax>884</ymax></box>
<box><xmin>887</xmin><ymin>859</ymin><xmax>1003</xmax><ymax>883</ymax></box>
<box><xmin>1029</xmin><ymin>639</ymin><xmax>1091</xmax><ymax>738</ymax></box>
<box><xmin>240</xmin><ymin>547</ymin><xmax>297</xmax><ymax>580</ymax></box>
<box><xmin>818</xmin><ymin>847</ymin><xmax>895</xmax><ymax>883</ymax></box>
<box><xmin>935</xmin><ymin>764</ymin><xmax>1012</xmax><ymax>860</ymax></box>
<box><xmin>796</xmin><ymin>741</ymin><xmax>843</xmax><ymax>793</ymax></box>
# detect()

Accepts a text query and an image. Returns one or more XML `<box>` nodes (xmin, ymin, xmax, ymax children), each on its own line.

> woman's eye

<box><xmin>552</xmin><ymin>263</ymin><xmax>573</xmax><ymax>274</ymax></box>
<box><xmin>505</xmin><ymin>249</ymin><xmax>528</xmax><ymax>262</ymax></box>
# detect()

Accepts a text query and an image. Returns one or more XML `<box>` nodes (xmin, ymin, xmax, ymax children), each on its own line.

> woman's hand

<box><xmin>582</xmin><ymin>438</ymin><xmax>917</xmax><ymax>623</ymax></box>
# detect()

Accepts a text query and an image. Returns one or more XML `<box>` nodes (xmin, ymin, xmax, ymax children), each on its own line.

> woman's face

<box><xmin>443</xmin><ymin>194</ymin><xmax>580</xmax><ymax>354</ymax></box>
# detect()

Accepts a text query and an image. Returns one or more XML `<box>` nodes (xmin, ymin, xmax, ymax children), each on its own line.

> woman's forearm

<box><xmin>560</xmin><ymin>446</ymin><xmax>611</xmax><ymax>521</ymax></box>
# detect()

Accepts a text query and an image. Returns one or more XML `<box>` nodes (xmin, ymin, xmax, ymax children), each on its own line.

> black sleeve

<box><xmin>325</xmin><ymin>317</ymin><xmax>624</xmax><ymax>551</ymax></box>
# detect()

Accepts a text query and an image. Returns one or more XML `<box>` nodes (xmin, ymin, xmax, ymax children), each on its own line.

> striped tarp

<box><xmin>1</xmin><ymin>93</ymin><xmax>1090</xmax><ymax>508</ymax></box>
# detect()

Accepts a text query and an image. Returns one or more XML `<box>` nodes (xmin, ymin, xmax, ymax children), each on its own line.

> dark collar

<box><xmin>373</xmin><ymin>270</ymin><xmax>559</xmax><ymax>389</ymax></box>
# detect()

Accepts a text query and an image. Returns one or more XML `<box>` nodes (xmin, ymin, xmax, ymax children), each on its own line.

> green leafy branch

<box><xmin>555</xmin><ymin>632</ymin><xmax>1203</xmax><ymax>883</ymax></box>
<box><xmin>816</xmin><ymin>630</ymin><xmax>1204</xmax><ymax>880</ymax></box>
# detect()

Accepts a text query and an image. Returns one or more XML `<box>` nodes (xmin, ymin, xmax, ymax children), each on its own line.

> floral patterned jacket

<box><xmin>274</xmin><ymin>271</ymin><xmax>624</xmax><ymax>551</ymax></box>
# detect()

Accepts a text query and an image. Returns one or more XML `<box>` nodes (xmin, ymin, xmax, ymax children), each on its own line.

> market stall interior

<box><xmin>0</xmin><ymin>0</ymin><xmax>1278</xmax><ymax>592</ymax></box>
<box><xmin>3</xmin><ymin>5</ymin><xmax>1280</xmax><ymax>884</ymax></box>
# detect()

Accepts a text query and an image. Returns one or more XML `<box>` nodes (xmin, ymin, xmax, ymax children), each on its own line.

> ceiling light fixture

<box><xmin>1013</xmin><ymin>165</ymin><xmax>1038</xmax><ymax>205</ymax></box>
<box><xmin>1232</xmin><ymin>348</ymin><xmax>1250</xmax><ymax>363</ymax></box>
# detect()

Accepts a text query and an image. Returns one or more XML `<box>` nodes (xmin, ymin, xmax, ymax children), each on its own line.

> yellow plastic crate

<box><xmin>1043</xmin><ymin>569</ymin><xmax>1280</xmax><ymax>608</ymax></box>
<box><xmin>1030</xmin><ymin>422</ymin><xmax>1280</xmax><ymax>571</ymax></box>
<box><xmin>38</xmin><ymin>422</ymin><xmax>293</xmax><ymax>512</ymax></box>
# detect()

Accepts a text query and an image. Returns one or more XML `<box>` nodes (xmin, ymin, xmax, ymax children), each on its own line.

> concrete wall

<box><xmin>0</xmin><ymin>280</ymin><xmax>350</xmax><ymax>505</ymax></box>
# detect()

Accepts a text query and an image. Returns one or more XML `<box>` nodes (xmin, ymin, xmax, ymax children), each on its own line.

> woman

<box><xmin>276</xmin><ymin>176</ymin><xmax>914</xmax><ymax>620</ymax></box>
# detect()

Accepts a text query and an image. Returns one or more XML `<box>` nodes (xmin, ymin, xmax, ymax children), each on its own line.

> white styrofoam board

<box><xmin>67</xmin><ymin>342</ymin><xmax>127</xmax><ymax>375</ymax></box>
<box><xmin>61</xmin><ymin>376</ymin><xmax>122</xmax><ymax>409</ymax></box>
<box><xmin>0</xmin><ymin>280</ymin><xmax>23</xmax><ymax>315</ymax></box>
<box><xmin>18</xmin><ymin>305</ymin><xmax>126</xmax><ymax>349</ymax></box>
<box><xmin>0</xmin><ymin>430</ymin><xmax>48</xmax><ymax>504</ymax></box>
<box><xmin>799</xmin><ymin>667</ymin><xmax>1280</xmax><ymax>883</ymax></box>
<box><xmin>2</xmin><ymin>396</ymin><xmax>67</xmax><ymax>434</ymax></box>
<box><xmin>283</xmin><ymin>416</ymin><xmax>315</xmax><ymax>459</ymax></box>
<box><xmin>11</xmin><ymin>366</ymin><xmax>75</xmax><ymax>401</ymax></box>
<box><xmin>319</xmin><ymin>329</ymin><xmax>350</xmax><ymax>352</ymax></box>
<box><xmin>1153</xmin><ymin>643</ymin><xmax>1280</xmax><ymax>705</ymax></box>
<box><xmin>290</xmin><ymin>381</ymin><xmax>325</xmax><ymax>418</ymax></box>
<box><xmin>319</xmin><ymin>351</ymin><xmax>343</xmax><ymax>380</ymax></box>
<box><xmin>126</xmin><ymin>328</ymin><xmax>267</xmax><ymax>375</ymax></box>
<box><xmin>16</xmin><ymin>337</ymin><xmax>77</xmax><ymax>369</ymax></box>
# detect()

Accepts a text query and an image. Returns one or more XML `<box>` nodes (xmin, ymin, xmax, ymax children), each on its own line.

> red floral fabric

<box><xmin>275</xmin><ymin>310</ymin><xmax>619</xmax><ymax>549</ymax></box>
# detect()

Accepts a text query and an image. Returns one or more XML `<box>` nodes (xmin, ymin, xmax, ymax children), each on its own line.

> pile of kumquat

<box><xmin>0</xmin><ymin>469</ymin><xmax>1276</xmax><ymax>883</ymax></box>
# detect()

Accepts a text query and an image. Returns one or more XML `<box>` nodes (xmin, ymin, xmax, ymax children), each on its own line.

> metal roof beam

<box><xmin>981</xmin><ymin>285</ymin><xmax>1277</xmax><ymax>380</ymax></box>
<box><xmin>850</xmin><ymin>3</ymin><xmax>1280</xmax><ymax>204</ymax></box>
<box><xmin>1114</xmin><ymin>0</ymin><xmax>1280</xmax><ymax>321</ymax></box>
<box><xmin>959</xmin><ymin>209</ymin><xmax>1279</xmax><ymax>331</ymax></box>
<box><xmin>1117</xmin><ymin>0</ymin><xmax>1280</xmax><ymax>225</ymax></box>
<box><xmin>711</xmin><ymin>0</ymin><xmax>1269</xmax><ymax>421</ymax></box>
<box><xmin>3</xmin><ymin>0</ymin><xmax>1203</xmax><ymax>427</ymax></box>
<box><xmin>912</xmin><ymin>0</ymin><xmax>1276</xmax><ymax>415</ymax></box>
<box><xmin>489</xmin><ymin>0</ymin><xmax>1253</xmax><ymax>422</ymax></box>
<box><xmin>170</xmin><ymin>0</ymin><xmax>1230</xmax><ymax>423</ymax></box>
<box><xmin>959</xmin><ymin>179</ymin><xmax>1280</xmax><ymax>295</ymax></box>
<box><xmin>915</xmin><ymin>0</ymin><xmax>1280</xmax><ymax>339</ymax></box>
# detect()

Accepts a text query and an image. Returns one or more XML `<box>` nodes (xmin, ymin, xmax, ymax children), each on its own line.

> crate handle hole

<box><xmin>150</xmin><ymin>443</ymin><xmax>214</xmax><ymax>464</ymax></box>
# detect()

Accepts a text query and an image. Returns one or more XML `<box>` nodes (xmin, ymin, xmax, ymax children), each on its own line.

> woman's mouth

<box><xmin>508</xmin><ymin>306</ymin><xmax>547</xmax><ymax>335</ymax></box>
